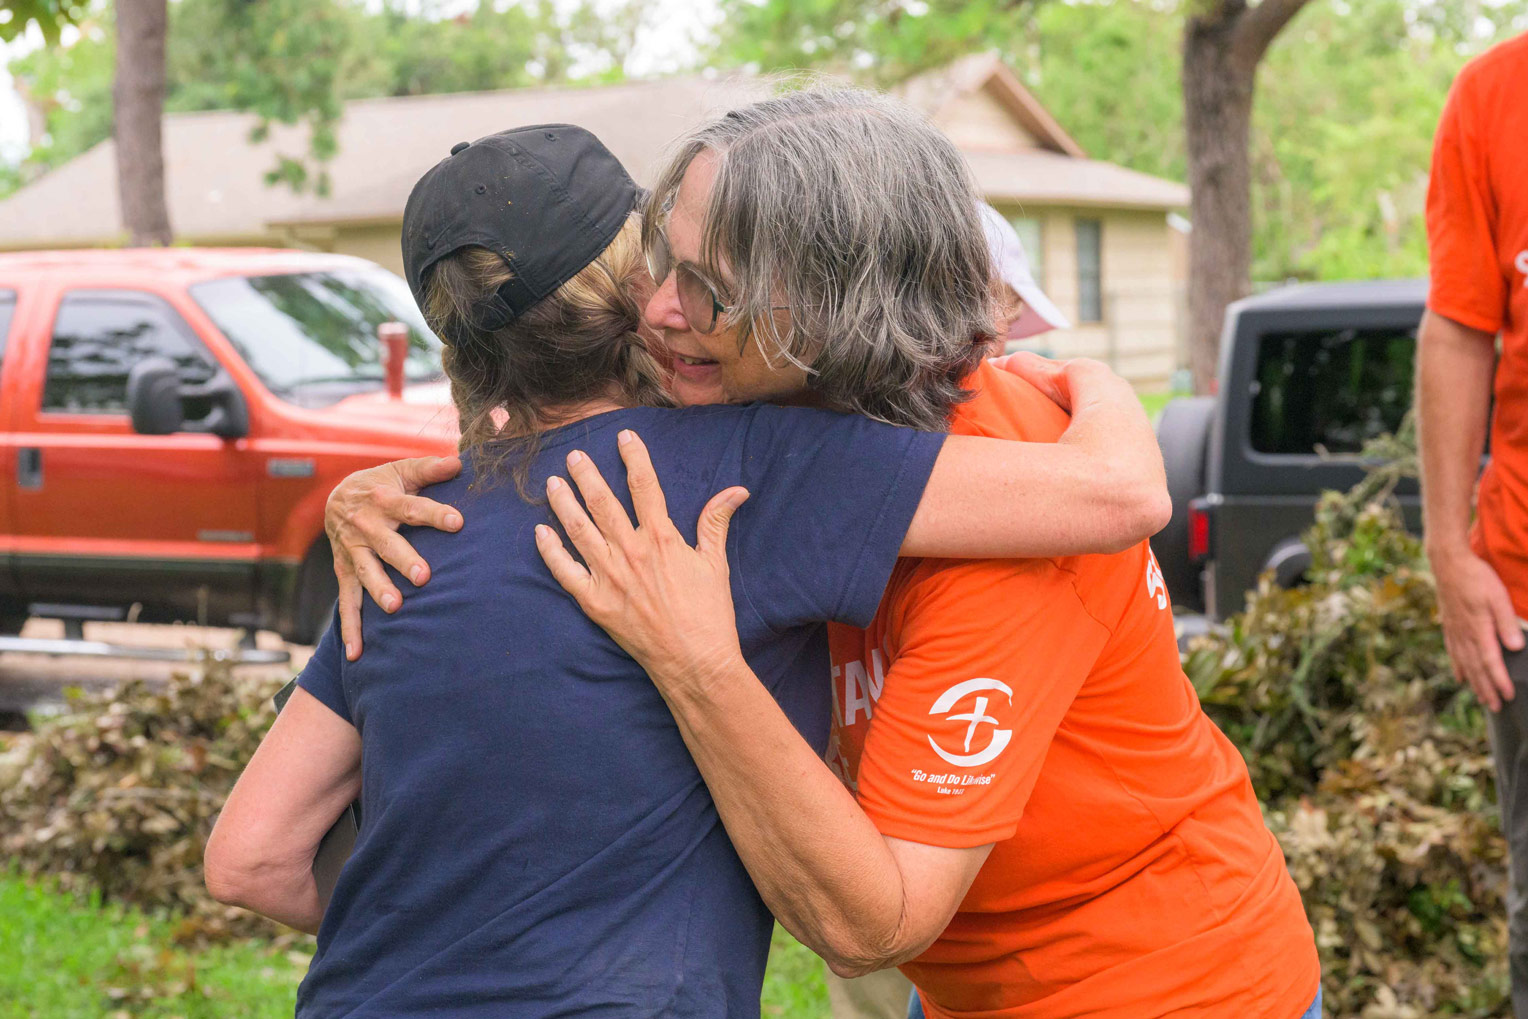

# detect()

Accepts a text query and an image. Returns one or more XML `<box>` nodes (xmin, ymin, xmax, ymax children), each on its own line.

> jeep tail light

<box><xmin>1188</xmin><ymin>497</ymin><xmax>1212</xmax><ymax>563</ymax></box>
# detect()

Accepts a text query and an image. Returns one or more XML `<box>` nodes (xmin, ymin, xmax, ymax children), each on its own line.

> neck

<box><xmin>538</xmin><ymin>392</ymin><xmax>631</xmax><ymax>429</ymax></box>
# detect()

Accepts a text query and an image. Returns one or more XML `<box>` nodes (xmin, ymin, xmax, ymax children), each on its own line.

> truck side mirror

<box><xmin>127</xmin><ymin>359</ymin><xmax>250</xmax><ymax>440</ymax></box>
<box><xmin>126</xmin><ymin>357</ymin><xmax>184</xmax><ymax>435</ymax></box>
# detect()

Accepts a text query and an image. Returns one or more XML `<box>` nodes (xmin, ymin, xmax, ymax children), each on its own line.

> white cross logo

<box><xmin>927</xmin><ymin>678</ymin><xmax>1013</xmax><ymax>768</ymax></box>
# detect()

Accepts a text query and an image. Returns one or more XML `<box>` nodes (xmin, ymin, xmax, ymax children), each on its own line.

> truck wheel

<box><xmin>0</xmin><ymin>599</ymin><xmax>27</xmax><ymax>637</ymax></box>
<box><xmin>1153</xmin><ymin>396</ymin><xmax>1216</xmax><ymax>614</ymax></box>
<box><xmin>292</xmin><ymin>540</ymin><xmax>340</xmax><ymax>647</ymax></box>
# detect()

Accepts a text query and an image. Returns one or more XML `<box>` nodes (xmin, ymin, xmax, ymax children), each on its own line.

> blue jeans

<box><xmin>907</xmin><ymin>985</ymin><xmax>1322</xmax><ymax>1018</ymax></box>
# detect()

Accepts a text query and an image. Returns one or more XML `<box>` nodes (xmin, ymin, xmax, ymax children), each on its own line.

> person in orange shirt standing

<box><xmin>1419</xmin><ymin>30</ymin><xmax>1528</xmax><ymax>1016</ymax></box>
<box><xmin>535</xmin><ymin>88</ymin><xmax>1322</xmax><ymax>1018</ymax></box>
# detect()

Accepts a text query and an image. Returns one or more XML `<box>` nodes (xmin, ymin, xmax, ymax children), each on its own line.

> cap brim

<box><xmin>1007</xmin><ymin>282</ymin><xmax>1071</xmax><ymax>340</ymax></box>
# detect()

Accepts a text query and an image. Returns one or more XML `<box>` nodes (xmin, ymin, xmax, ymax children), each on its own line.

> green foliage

<box><xmin>0</xmin><ymin>0</ymin><xmax>87</xmax><ymax>44</ymax></box>
<box><xmin>707</xmin><ymin>0</ymin><xmax>1528</xmax><ymax>284</ymax></box>
<box><xmin>0</xmin><ymin>660</ymin><xmax>287</xmax><ymax>941</ymax></box>
<box><xmin>1186</xmin><ymin>417</ymin><xmax>1512</xmax><ymax>1016</ymax></box>
<box><xmin>2</xmin><ymin>0</ymin><xmax>649</xmax><ymax>200</ymax></box>
<box><xmin>712</xmin><ymin>0</ymin><xmax>1040</xmax><ymax>83</ymax></box>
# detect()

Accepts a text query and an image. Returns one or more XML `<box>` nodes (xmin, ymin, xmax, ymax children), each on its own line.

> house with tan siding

<box><xmin>0</xmin><ymin>54</ymin><xmax>1189</xmax><ymax>387</ymax></box>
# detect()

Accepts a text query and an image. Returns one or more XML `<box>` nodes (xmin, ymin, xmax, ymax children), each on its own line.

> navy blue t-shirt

<box><xmin>294</xmin><ymin>403</ymin><xmax>944</xmax><ymax>1018</ymax></box>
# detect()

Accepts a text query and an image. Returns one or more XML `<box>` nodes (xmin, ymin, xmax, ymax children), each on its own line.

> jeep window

<box><xmin>43</xmin><ymin>292</ymin><xmax>218</xmax><ymax>415</ymax></box>
<box><xmin>1249</xmin><ymin>326</ymin><xmax>1416</xmax><ymax>456</ymax></box>
<box><xmin>190</xmin><ymin>267</ymin><xmax>442</xmax><ymax>408</ymax></box>
<box><xmin>0</xmin><ymin>290</ymin><xmax>14</xmax><ymax>367</ymax></box>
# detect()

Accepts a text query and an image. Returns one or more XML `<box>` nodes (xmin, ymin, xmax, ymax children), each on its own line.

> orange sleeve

<box><xmin>853</xmin><ymin>559</ymin><xmax>1112</xmax><ymax>848</ymax></box>
<box><xmin>1426</xmin><ymin>64</ymin><xmax>1506</xmax><ymax>335</ymax></box>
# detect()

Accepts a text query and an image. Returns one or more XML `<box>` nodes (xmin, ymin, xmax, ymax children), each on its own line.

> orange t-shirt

<box><xmin>1426</xmin><ymin>32</ymin><xmax>1528</xmax><ymax>614</ymax></box>
<box><xmin>825</xmin><ymin>362</ymin><xmax>1320</xmax><ymax>1019</ymax></box>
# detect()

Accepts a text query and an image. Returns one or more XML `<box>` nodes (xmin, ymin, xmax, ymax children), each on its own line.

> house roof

<box><xmin>897</xmin><ymin>52</ymin><xmax>1086</xmax><ymax>158</ymax></box>
<box><xmin>0</xmin><ymin>58</ymin><xmax>1187</xmax><ymax>251</ymax></box>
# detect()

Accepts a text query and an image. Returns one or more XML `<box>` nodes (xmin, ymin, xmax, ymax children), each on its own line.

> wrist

<box><xmin>652</xmin><ymin>647</ymin><xmax>749</xmax><ymax>702</ymax></box>
<box><xmin>1424</xmin><ymin>535</ymin><xmax>1475</xmax><ymax>571</ymax></box>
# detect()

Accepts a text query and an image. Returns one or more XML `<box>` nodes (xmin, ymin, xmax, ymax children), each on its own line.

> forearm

<box><xmin>908</xmin><ymin>416</ymin><xmax>1169</xmax><ymax>559</ymax></box>
<box><xmin>1418</xmin><ymin>310</ymin><xmax>1495</xmax><ymax>563</ymax></box>
<box><xmin>655</xmin><ymin>657</ymin><xmax>916</xmax><ymax>974</ymax></box>
<box><xmin>204</xmin><ymin>826</ymin><xmax>327</xmax><ymax>934</ymax></box>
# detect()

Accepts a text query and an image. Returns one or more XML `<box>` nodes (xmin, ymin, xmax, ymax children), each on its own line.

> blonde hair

<box><xmin>422</xmin><ymin>214</ymin><xmax>672</xmax><ymax>495</ymax></box>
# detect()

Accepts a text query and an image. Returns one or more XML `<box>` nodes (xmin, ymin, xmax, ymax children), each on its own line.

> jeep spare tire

<box><xmin>1153</xmin><ymin>396</ymin><xmax>1216</xmax><ymax>614</ymax></box>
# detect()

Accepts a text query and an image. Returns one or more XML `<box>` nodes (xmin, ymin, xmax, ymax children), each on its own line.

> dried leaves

<box><xmin>0</xmin><ymin>659</ymin><xmax>288</xmax><ymax>943</ymax></box>
<box><xmin>1187</xmin><ymin>418</ymin><xmax>1511</xmax><ymax>1016</ymax></box>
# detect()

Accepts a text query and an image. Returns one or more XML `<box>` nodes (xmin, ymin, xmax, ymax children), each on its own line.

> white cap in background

<box><xmin>979</xmin><ymin>203</ymin><xmax>1070</xmax><ymax>340</ymax></box>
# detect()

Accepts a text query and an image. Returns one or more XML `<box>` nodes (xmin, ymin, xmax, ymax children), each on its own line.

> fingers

<box><xmin>335</xmin><ymin>561</ymin><xmax>364</xmax><ymax>661</ymax></box>
<box><xmin>380</xmin><ymin>492</ymin><xmax>464</xmax><ymax>534</ymax></box>
<box><xmin>369</xmin><ymin>528</ymin><xmax>436</xmax><ymax>587</ymax></box>
<box><xmin>535</xmin><ymin>523</ymin><xmax>594</xmax><ymax>602</ymax></box>
<box><xmin>1493</xmin><ymin>592</ymin><xmax>1526</xmax><ymax>653</ymax></box>
<box><xmin>1003</xmin><ymin>352</ymin><xmax>1070</xmax><ymax>410</ymax></box>
<box><xmin>697</xmin><ymin>488</ymin><xmax>749</xmax><ymax>559</ymax></box>
<box><xmin>349</xmin><ymin>546</ymin><xmax>401</xmax><ymax>615</ymax></box>
<box><xmin>617</xmin><ymin>431</ymin><xmax>671</xmax><ymax>528</ymax></box>
<box><xmin>565</xmin><ymin>450</ymin><xmax>636</xmax><ymax>540</ymax></box>
<box><xmin>395</xmin><ymin>455</ymin><xmax>463</xmax><ymax>494</ymax></box>
<box><xmin>546</xmin><ymin>475</ymin><xmax>611</xmax><ymax>568</ymax></box>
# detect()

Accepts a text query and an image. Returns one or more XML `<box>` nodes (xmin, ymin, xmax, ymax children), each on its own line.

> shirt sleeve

<box><xmin>1426</xmin><ymin>64</ymin><xmax>1505</xmax><ymax>335</ymax></box>
<box><xmin>732</xmin><ymin>405</ymin><xmax>946</xmax><ymax>630</ymax></box>
<box><xmin>295</xmin><ymin>606</ymin><xmax>353</xmax><ymax>726</ymax></box>
<box><xmin>853</xmin><ymin>559</ymin><xmax>1111</xmax><ymax>847</ymax></box>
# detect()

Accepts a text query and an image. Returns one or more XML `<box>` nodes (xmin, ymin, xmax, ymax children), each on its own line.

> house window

<box><xmin>1007</xmin><ymin>216</ymin><xmax>1045</xmax><ymax>288</ymax></box>
<box><xmin>1075</xmin><ymin>218</ymin><xmax>1103</xmax><ymax>323</ymax></box>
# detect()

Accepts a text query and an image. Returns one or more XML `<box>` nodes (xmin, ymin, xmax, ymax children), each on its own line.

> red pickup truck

<box><xmin>0</xmin><ymin>248</ymin><xmax>457</xmax><ymax>645</ymax></box>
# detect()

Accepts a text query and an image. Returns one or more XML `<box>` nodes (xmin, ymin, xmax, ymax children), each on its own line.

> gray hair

<box><xmin>644</xmin><ymin>87</ymin><xmax>995</xmax><ymax>431</ymax></box>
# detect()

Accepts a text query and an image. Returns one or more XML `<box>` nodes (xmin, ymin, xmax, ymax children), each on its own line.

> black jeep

<box><xmin>1154</xmin><ymin>279</ymin><xmax>1424</xmax><ymax>622</ymax></box>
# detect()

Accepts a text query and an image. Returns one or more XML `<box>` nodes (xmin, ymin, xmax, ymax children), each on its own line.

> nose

<box><xmin>643</xmin><ymin>270</ymin><xmax>689</xmax><ymax>332</ymax></box>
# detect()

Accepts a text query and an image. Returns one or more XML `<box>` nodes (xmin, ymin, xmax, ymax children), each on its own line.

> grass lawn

<box><xmin>0</xmin><ymin>873</ymin><xmax>829</xmax><ymax>1018</ymax></box>
<box><xmin>1138</xmin><ymin>390</ymin><xmax>1175</xmax><ymax>421</ymax></box>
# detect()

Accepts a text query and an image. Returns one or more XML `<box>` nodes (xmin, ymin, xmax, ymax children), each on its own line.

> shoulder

<box><xmin>948</xmin><ymin>363</ymin><xmax>1069</xmax><ymax>441</ymax></box>
<box><xmin>1453</xmin><ymin>32</ymin><xmax>1528</xmax><ymax>105</ymax></box>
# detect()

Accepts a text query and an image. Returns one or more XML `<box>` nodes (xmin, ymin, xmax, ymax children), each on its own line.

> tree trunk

<box><xmin>1182</xmin><ymin>19</ymin><xmax>1255</xmax><ymax>394</ymax></box>
<box><xmin>1181</xmin><ymin>0</ymin><xmax>1312</xmax><ymax>394</ymax></box>
<box><xmin>114</xmin><ymin>0</ymin><xmax>172</xmax><ymax>247</ymax></box>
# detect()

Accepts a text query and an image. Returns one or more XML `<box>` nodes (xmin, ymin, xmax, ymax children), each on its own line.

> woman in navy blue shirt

<box><xmin>205</xmin><ymin>124</ymin><xmax>1166</xmax><ymax>1018</ymax></box>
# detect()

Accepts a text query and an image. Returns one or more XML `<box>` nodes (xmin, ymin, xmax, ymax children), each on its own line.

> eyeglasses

<box><xmin>644</xmin><ymin>223</ymin><xmax>733</xmax><ymax>335</ymax></box>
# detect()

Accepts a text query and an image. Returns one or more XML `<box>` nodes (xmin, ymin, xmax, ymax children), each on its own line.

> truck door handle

<box><xmin>17</xmin><ymin>447</ymin><xmax>41</xmax><ymax>490</ymax></box>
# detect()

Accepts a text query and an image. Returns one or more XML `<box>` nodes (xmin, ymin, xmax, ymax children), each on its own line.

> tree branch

<box><xmin>1231</xmin><ymin>0</ymin><xmax>1312</xmax><ymax>68</ymax></box>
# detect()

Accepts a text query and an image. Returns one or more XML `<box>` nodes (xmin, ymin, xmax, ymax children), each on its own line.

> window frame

<box><xmin>40</xmin><ymin>288</ymin><xmax>220</xmax><ymax>418</ymax></box>
<box><xmin>1007</xmin><ymin>215</ymin><xmax>1045</xmax><ymax>289</ymax></box>
<box><xmin>1074</xmin><ymin>217</ymin><xmax>1103</xmax><ymax>324</ymax></box>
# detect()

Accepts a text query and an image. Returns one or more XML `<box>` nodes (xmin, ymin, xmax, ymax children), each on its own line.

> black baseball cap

<box><xmin>402</xmin><ymin>124</ymin><xmax>642</xmax><ymax>335</ymax></box>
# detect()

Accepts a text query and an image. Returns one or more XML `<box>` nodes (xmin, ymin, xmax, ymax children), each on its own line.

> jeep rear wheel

<box><xmin>1153</xmin><ymin>396</ymin><xmax>1216</xmax><ymax>614</ymax></box>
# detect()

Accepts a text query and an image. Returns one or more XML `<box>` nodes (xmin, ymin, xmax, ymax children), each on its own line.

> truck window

<box><xmin>42</xmin><ymin>292</ymin><xmax>218</xmax><ymax>415</ymax></box>
<box><xmin>0</xmin><ymin>290</ymin><xmax>14</xmax><ymax>366</ymax></box>
<box><xmin>1249</xmin><ymin>326</ymin><xmax>1415</xmax><ymax>456</ymax></box>
<box><xmin>189</xmin><ymin>267</ymin><xmax>441</xmax><ymax>409</ymax></box>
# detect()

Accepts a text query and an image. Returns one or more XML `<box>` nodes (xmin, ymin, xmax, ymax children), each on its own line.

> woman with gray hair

<box><xmin>532</xmin><ymin>88</ymin><xmax>1323</xmax><ymax>1019</ymax></box>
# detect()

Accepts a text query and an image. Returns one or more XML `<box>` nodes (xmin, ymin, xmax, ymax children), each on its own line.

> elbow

<box><xmin>1098</xmin><ymin>467</ymin><xmax>1171</xmax><ymax>554</ymax></box>
<box><xmin>203</xmin><ymin>825</ymin><xmax>277</xmax><ymax>911</ymax></box>
<box><xmin>812</xmin><ymin>917</ymin><xmax>914</xmax><ymax>981</ymax></box>
<box><xmin>203</xmin><ymin>843</ymin><xmax>254</xmax><ymax>909</ymax></box>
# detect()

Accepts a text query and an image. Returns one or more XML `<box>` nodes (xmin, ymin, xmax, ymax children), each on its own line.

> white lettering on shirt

<box><xmin>1517</xmin><ymin>248</ymin><xmax>1528</xmax><ymax>284</ymax></box>
<box><xmin>843</xmin><ymin>661</ymin><xmax>873</xmax><ymax>727</ymax></box>
<box><xmin>1146</xmin><ymin>549</ymin><xmax>1168</xmax><ymax>610</ymax></box>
